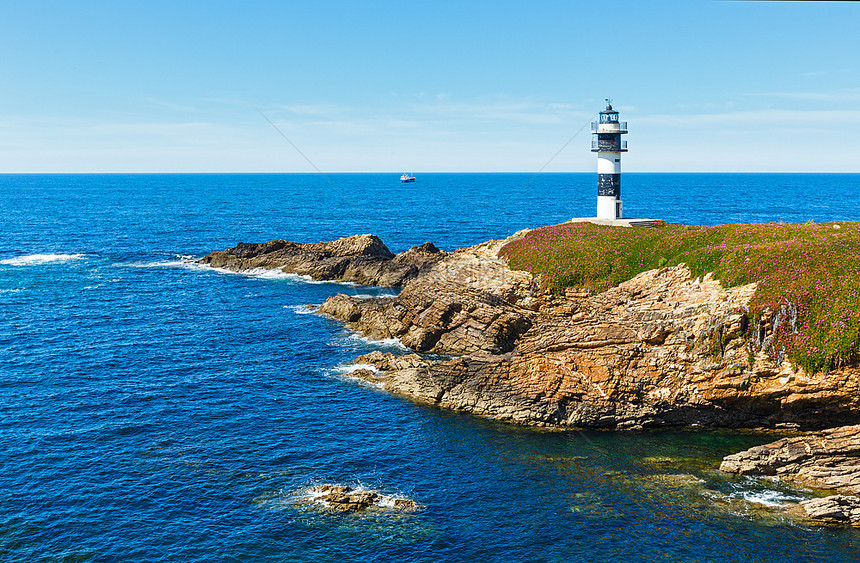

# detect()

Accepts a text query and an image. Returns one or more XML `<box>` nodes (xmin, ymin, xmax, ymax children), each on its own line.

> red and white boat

<box><xmin>400</xmin><ymin>173</ymin><xmax>416</xmax><ymax>183</ymax></box>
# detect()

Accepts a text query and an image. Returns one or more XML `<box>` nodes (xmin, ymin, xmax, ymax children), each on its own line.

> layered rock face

<box><xmin>721</xmin><ymin>425</ymin><xmax>860</xmax><ymax>526</ymax></box>
<box><xmin>319</xmin><ymin>238</ymin><xmax>860</xmax><ymax>430</ymax></box>
<box><xmin>319</xmin><ymin>240</ymin><xmax>535</xmax><ymax>355</ymax></box>
<box><xmin>199</xmin><ymin>235</ymin><xmax>445</xmax><ymax>286</ymax></box>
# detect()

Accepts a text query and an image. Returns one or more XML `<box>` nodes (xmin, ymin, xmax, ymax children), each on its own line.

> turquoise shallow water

<box><xmin>2</xmin><ymin>173</ymin><xmax>860</xmax><ymax>562</ymax></box>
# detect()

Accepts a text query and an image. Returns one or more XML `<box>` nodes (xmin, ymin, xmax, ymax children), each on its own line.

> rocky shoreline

<box><xmin>201</xmin><ymin>232</ymin><xmax>860</xmax><ymax>526</ymax></box>
<box><xmin>199</xmin><ymin>234</ymin><xmax>446</xmax><ymax>286</ymax></box>
<box><xmin>721</xmin><ymin>425</ymin><xmax>860</xmax><ymax>526</ymax></box>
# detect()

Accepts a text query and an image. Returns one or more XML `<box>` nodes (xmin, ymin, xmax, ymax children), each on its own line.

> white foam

<box><xmin>246</xmin><ymin>268</ymin><xmax>306</xmax><ymax>280</ymax></box>
<box><xmin>333</xmin><ymin>364</ymin><xmax>380</xmax><ymax>376</ymax></box>
<box><xmin>119</xmin><ymin>260</ymin><xmax>190</xmax><ymax>269</ymax></box>
<box><xmin>727</xmin><ymin>479</ymin><xmax>807</xmax><ymax>508</ymax></box>
<box><xmin>208</xmin><ymin>266</ymin><xmax>300</xmax><ymax>280</ymax></box>
<box><xmin>197</xmin><ymin>264</ymin><xmax>350</xmax><ymax>285</ymax></box>
<box><xmin>114</xmin><ymin>253</ymin><xmax>201</xmax><ymax>269</ymax></box>
<box><xmin>739</xmin><ymin>489</ymin><xmax>805</xmax><ymax>507</ymax></box>
<box><xmin>0</xmin><ymin>253</ymin><xmax>85</xmax><ymax>266</ymax></box>
<box><xmin>351</xmin><ymin>292</ymin><xmax>399</xmax><ymax>299</ymax></box>
<box><xmin>328</xmin><ymin>364</ymin><xmax>385</xmax><ymax>389</ymax></box>
<box><xmin>115</xmin><ymin>260</ymin><xmax>303</xmax><ymax>281</ymax></box>
<box><xmin>345</xmin><ymin>333</ymin><xmax>407</xmax><ymax>350</ymax></box>
<box><xmin>285</xmin><ymin>304</ymin><xmax>320</xmax><ymax>315</ymax></box>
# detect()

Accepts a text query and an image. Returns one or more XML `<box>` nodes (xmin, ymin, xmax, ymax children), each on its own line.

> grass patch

<box><xmin>499</xmin><ymin>221</ymin><xmax>860</xmax><ymax>374</ymax></box>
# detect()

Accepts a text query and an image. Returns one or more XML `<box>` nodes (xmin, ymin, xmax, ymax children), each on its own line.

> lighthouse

<box><xmin>591</xmin><ymin>99</ymin><xmax>628</xmax><ymax>220</ymax></box>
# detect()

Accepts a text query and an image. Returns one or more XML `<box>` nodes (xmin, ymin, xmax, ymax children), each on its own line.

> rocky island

<box><xmin>201</xmin><ymin>221</ymin><xmax>860</xmax><ymax>526</ymax></box>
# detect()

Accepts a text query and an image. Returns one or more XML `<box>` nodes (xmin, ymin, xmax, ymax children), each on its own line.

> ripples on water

<box><xmin>2</xmin><ymin>174</ymin><xmax>860</xmax><ymax>562</ymax></box>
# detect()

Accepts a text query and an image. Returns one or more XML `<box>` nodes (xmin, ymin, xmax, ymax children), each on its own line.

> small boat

<box><xmin>400</xmin><ymin>173</ymin><xmax>416</xmax><ymax>183</ymax></box>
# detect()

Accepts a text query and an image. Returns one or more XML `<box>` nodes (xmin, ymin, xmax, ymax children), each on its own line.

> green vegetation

<box><xmin>499</xmin><ymin>221</ymin><xmax>860</xmax><ymax>374</ymax></box>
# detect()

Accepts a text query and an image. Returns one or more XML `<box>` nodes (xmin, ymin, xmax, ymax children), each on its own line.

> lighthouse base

<box><xmin>597</xmin><ymin>196</ymin><xmax>622</xmax><ymax>220</ymax></box>
<box><xmin>566</xmin><ymin>217</ymin><xmax>662</xmax><ymax>228</ymax></box>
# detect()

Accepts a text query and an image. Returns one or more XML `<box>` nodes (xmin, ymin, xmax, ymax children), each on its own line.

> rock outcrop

<box><xmin>319</xmin><ymin>237</ymin><xmax>860</xmax><ymax>430</ymax></box>
<box><xmin>797</xmin><ymin>495</ymin><xmax>860</xmax><ymax>526</ymax></box>
<box><xmin>301</xmin><ymin>484</ymin><xmax>420</xmax><ymax>513</ymax></box>
<box><xmin>721</xmin><ymin>425</ymin><xmax>860</xmax><ymax>526</ymax></box>
<box><xmin>204</xmin><ymin>232</ymin><xmax>860</xmax><ymax>430</ymax></box>
<box><xmin>199</xmin><ymin>235</ymin><xmax>445</xmax><ymax>286</ymax></box>
<box><xmin>319</xmin><ymin>240</ymin><xmax>535</xmax><ymax>355</ymax></box>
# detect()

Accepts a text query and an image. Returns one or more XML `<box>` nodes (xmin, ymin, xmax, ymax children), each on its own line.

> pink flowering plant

<box><xmin>500</xmin><ymin>221</ymin><xmax>860</xmax><ymax>374</ymax></box>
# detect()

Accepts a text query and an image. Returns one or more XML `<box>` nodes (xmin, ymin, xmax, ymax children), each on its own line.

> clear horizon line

<box><xmin>2</xmin><ymin>170</ymin><xmax>860</xmax><ymax>175</ymax></box>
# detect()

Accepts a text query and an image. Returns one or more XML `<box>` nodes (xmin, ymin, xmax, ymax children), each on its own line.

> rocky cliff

<box><xmin>318</xmin><ymin>237</ymin><xmax>860</xmax><ymax>430</ymax></box>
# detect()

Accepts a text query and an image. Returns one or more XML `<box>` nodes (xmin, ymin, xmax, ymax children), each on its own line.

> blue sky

<box><xmin>1</xmin><ymin>0</ymin><xmax>858</xmax><ymax>172</ymax></box>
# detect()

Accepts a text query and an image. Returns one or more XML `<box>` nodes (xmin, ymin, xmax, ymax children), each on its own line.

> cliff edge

<box><xmin>319</xmin><ymin>237</ymin><xmax>860</xmax><ymax>430</ymax></box>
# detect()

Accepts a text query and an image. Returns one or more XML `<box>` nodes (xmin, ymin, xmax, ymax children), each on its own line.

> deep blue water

<box><xmin>2</xmin><ymin>173</ymin><xmax>860</xmax><ymax>562</ymax></box>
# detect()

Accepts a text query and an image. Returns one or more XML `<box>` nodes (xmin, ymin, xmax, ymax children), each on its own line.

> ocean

<box><xmin>2</xmin><ymin>173</ymin><xmax>860</xmax><ymax>562</ymax></box>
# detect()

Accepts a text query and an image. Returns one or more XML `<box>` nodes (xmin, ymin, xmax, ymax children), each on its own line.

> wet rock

<box><xmin>720</xmin><ymin>425</ymin><xmax>860</xmax><ymax>493</ymax></box>
<box><xmin>721</xmin><ymin>425</ymin><xmax>860</xmax><ymax>527</ymax></box>
<box><xmin>304</xmin><ymin>484</ymin><xmax>420</xmax><ymax>513</ymax></box>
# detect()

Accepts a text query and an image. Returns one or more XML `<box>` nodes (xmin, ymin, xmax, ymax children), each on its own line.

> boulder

<box><xmin>303</xmin><ymin>484</ymin><xmax>420</xmax><ymax>513</ymax></box>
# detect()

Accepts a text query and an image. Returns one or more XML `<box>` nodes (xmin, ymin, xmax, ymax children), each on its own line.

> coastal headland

<box><xmin>200</xmin><ymin>221</ymin><xmax>860</xmax><ymax>526</ymax></box>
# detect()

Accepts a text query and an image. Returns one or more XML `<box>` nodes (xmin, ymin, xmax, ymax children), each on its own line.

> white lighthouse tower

<box><xmin>591</xmin><ymin>99</ymin><xmax>628</xmax><ymax>220</ymax></box>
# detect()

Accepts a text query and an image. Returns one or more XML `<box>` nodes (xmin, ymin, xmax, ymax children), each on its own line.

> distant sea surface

<box><xmin>2</xmin><ymin>173</ymin><xmax>860</xmax><ymax>562</ymax></box>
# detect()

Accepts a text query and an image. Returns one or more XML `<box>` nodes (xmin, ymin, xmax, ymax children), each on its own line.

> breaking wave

<box><xmin>344</xmin><ymin>333</ymin><xmax>406</xmax><ymax>350</ymax></box>
<box><xmin>285</xmin><ymin>304</ymin><xmax>320</xmax><ymax>315</ymax></box>
<box><xmin>0</xmin><ymin>253</ymin><xmax>86</xmax><ymax>266</ymax></box>
<box><xmin>327</xmin><ymin>364</ymin><xmax>384</xmax><ymax>389</ymax></box>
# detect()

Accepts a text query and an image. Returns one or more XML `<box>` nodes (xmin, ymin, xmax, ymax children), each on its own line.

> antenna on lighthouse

<box><xmin>591</xmin><ymin>100</ymin><xmax>628</xmax><ymax>219</ymax></box>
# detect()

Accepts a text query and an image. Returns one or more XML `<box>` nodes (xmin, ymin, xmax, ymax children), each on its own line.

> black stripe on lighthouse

<box><xmin>598</xmin><ymin>174</ymin><xmax>620</xmax><ymax>197</ymax></box>
<box><xmin>596</xmin><ymin>134</ymin><xmax>621</xmax><ymax>152</ymax></box>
